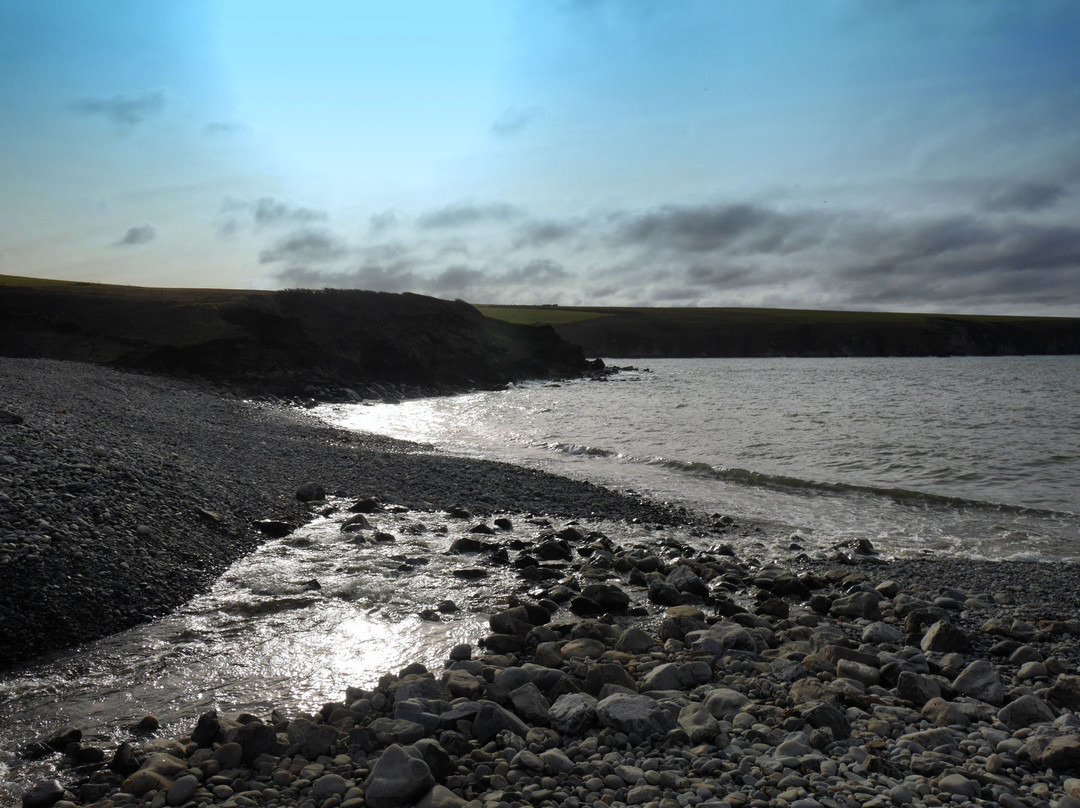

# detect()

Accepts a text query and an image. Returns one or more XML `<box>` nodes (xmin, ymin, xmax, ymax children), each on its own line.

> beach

<box><xmin>3</xmin><ymin>358</ymin><xmax>1080</xmax><ymax>808</ymax></box>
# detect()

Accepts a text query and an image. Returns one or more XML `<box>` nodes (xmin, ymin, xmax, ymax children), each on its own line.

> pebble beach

<box><xmin>4</xmin><ymin>358</ymin><xmax>1080</xmax><ymax>808</ymax></box>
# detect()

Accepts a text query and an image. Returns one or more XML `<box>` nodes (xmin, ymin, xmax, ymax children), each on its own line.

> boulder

<box><xmin>596</xmin><ymin>693</ymin><xmax>676</xmax><ymax>740</ymax></box>
<box><xmin>920</xmin><ymin>620</ymin><xmax>972</xmax><ymax>654</ymax></box>
<box><xmin>678</xmin><ymin>702</ymin><xmax>720</xmax><ymax>744</ymax></box>
<box><xmin>952</xmin><ymin>659</ymin><xmax>1005</xmax><ymax>706</ymax></box>
<box><xmin>998</xmin><ymin>694</ymin><xmax>1056</xmax><ymax>730</ymax></box>
<box><xmin>21</xmin><ymin>780</ymin><xmax>65</xmax><ymax>808</ymax></box>
<box><xmin>473</xmin><ymin>701</ymin><xmax>531</xmax><ymax>743</ymax></box>
<box><xmin>295</xmin><ymin>482</ymin><xmax>325</xmax><ymax>502</ymax></box>
<box><xmin>704</xmin><ymin>688</ymin><xmax>750</xmax><ymax>721</ymax></box>
<box><xmin>364</xmin><ymin>744</ymin><xmax>436</xmax><ymax>808</ymax></box>
<box><xmin>829</xmin><ymin>591</ymin><xmax>881</xmax><ymax>620</ymax></box>
<box><xmin>550</xmin><ymin>693</ymin><xmax>598</xmax><ymax>735</ymax></box>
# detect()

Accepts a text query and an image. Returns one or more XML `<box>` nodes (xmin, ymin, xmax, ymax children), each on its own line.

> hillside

<box><xmin>478</xmin><ymin>305</ymin><xmax>1080</xmax><ymax>358</ymax></box>
<box><xmin>0</xmin><ymin>277</ymin><xmax>588</xmax><ymax>398</ymax></box>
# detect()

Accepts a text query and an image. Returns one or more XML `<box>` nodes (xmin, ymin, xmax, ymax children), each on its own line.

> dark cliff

<box><xmin>0</xmin><ymin>280</ymin><xmax>588</xmax><ymax>396</ymax></box>
<box><xmin>542</xmin><ymin>307</ymin><xmax>1080</xmax><ymax>358</ymax></box>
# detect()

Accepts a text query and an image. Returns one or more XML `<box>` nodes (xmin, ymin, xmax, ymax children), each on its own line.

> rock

<box><xmin>1021</xmin><ymin>734</ymin><xmax>1080</xmax><ymax>773</ymax></box>
<box><xmin>364</xmin><ymin>744</ymin><xmax>436</xmax><ymax>808</ymax></box>
<box><xmin>920</xmin><ymin>698</ymin><xmax>969</xmax><ymax>727</ymax></box>
<box><xmin>938</xmin><ymin>773</ymin><xmax>980</xmax><ymax>799</ymax></box>
<box><xmin>704</xmin><ymin>688</ymin><xmax>750</xmax><ymax>721</ymax></box>
<box><xmin>952</xmin><ymin>659</ymin><xmax>1005</xmax><ymax>706</ymax></box>
<box><xmin>798</xmin><ymin>701</ymin><xmax>850</xmax><ymax>740</ymax></box>
<box><xmin>998</xmin><ymin>694</ymin><xmax>1056</xmax><ymax>730</ymax></box>
<box><xmin>616</xmin><ymin>627</ymin><xmax>656</xmax><ymax>653</ymax></box>
<box><xmin>509</xmin><ymin>682</ymin><xmax>551</xmax><ymax>725</ymax></box>
<box><xmin>896</xmin><ymin>671</ymin><xmax>942</xmax><ymax>708</ymax></box>
<box><xmin>0</xmin><ymin>408</ymin><xmax>24</xmax><ymax>425</ymax></box>
<box><xmin>920</xmin><ymin>620</ymin><xmax>972</xmax><ymax>654</ymax></box>
<box><xmin>295</xmin><ymin>482</ymin><xmax>325</xmax><ymax>502</ymax></box>
<box><xmin>982</xmin><ymin>616</ymin><xmax>1041</xmax><ymax>642</ymax></box>
<box><xmin>253</xmin><ymin>519</ymin><xmax>293</xmax><ymax>537</ymax></box>
<box><xmin>415</xmin><ymin>784</ymin><xmax>468</xmax><ymax>808</ymax></box>
<box><xmin>666</xmin><ymin>565</ymin><xmax>708</xmax><ymax>597</ymax></box>
<box><xmin>473</xmin><ymin>701</ymin><xmax>531</xmax><ymax>743</ymax></box>
<box><xmin>166</xmin><ymin>775</ymin><xmax>200</xmax><ymax>807</ymax></box>
<box><xmin>596</xmin><ymin>693</ymin><xmax>676</xmax><ymax>740</ymax></box>
<box><xmin>232</xmin><ymin>719</ymin><xmax>278</xmax><ymax>764</ymax></box>
<box><xmin>641</xmin><ymin>662</ymin><xmax>682</xmax><ymax>692</ymax></box>
<box><xmin>311</xmin><ymin>773</ymin><xmax>349</xmax><ymax>801</ymax></box>
<box><xmin>550</xmin><ymin>693</ymin><xmax>598</xmax><ymax>735</ymax></box>
<box><xmin>862</xmin><ymin>621</ymin><xmax>903</xmax><ymax>644</ymax></box>
<box><xmin>678</xmin><ymin>702</ymin><xmax>721</xmax><ymax>744</ymax></box>
<box><xmin>211</xmin><ymin>741</ymin><xmax>243</xmax><ymax>770</ymax></box>
<box><xmin>21</xmin><ymin>780</ymin><xmax>65</xmax><ymax>808</ymax></box>
<box><xmin>829</xmin><ymin>591</ymin><xmax>881</xmax><ymax>620</ymax></box>
<box><xmin>192</xmin><ymin>710</ymin><xmax>223</xmax><ymax>747</ymax></box>
<box><xmin>121</xmin><ymin>770</ymin><xmax>173</xmax><ymax>798</ymax></box>
<box><xmin>579</xmin><ymin>583</ymin><xmax>631</xmax><ymax>612</ymax></box>
<box><xmin>1047</xmin><ymin>676</ymin><xmax>1080</xmax><ymax>711</ymax></box>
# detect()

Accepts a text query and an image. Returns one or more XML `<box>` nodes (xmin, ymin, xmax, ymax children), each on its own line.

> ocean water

<box><xmin>315</xmin><ymin>356</ymin><xmax>1080</xmax><ymax>562</ymax></box>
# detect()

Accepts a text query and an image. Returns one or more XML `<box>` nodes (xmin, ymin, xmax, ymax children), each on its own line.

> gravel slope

<box><xmin>0</xmin><ymin>359</ymin><xmax>679</xmax><ymax>667</ymax></box>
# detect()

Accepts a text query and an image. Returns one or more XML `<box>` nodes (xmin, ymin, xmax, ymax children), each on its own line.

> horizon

<box><xmin>2</xmin><ymin>1</ymin><xmax>1079</xmax><ymax>315</ymax></box>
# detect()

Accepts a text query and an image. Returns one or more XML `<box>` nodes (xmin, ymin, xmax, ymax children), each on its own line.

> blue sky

<box><xmin>2</xmin><ymin>0</ymin><xmax>1079</xmax><ymax>313</ymax></box>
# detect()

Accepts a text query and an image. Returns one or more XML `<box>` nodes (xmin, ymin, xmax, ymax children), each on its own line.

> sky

<box><xmin>2</xmin><ymin>0</ymin><xmax>1080</xmax><ymax>314</ymax></box>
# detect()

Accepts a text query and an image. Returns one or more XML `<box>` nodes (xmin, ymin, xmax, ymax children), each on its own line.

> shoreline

<box><xmin>4</xmin><ymin>358</ymin><xmax>1080</xmax><ymax>808</ymax></box>
<box><xmin>0</xmin><ymin>358</ymin><xmax>680</xmax><ymax>668</ymax></box>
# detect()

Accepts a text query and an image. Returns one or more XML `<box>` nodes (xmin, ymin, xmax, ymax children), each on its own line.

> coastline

<box><xmin>4</xmin><ymin>358</ymin><xmax>1080</xmax><ymax>808</ymax></box>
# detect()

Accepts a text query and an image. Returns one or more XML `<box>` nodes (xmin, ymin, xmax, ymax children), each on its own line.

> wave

<box><xmin>534</xmin><ymin>439</ymin><xmax>1074</xmax><ymax>518</ymax></box>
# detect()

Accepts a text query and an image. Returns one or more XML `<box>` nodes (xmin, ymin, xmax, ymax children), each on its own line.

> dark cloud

<box><xmin>417</xmin><ymin>202</ymin><xmax>521</xmax><ymax>229</ymax></box>
<box><xmin>71</xmin><ymin>92</ymin><xmax>164</xmax><ymax>128</ymax></box>
<box><xmin>116</xmin><ymin>223</ymin><xmax>156</xmax><ymax>246</ymax></box>
<box><xmin>513</xmin><ymin>219</ymin><xmax>581</xmax><ymax>249</ymax></box>
<box><xmin>253</xmin><ymin>196</ymin><xmax>328</xmax><ymax>227</ymax></box>
<box><xmin>502</xmin><ymin>259</ymin><xmax>570</xmax><ymax>285</ymax></box>
<box><xmin>258</xmin><ymin>229</ymin><xmax>347</xmax><ymax>264</ymax></box>
<box><xmin>612</xmin><ymin>203</ymin><xmax>820</xmax><ymax>254</ymax></box>
<box><xmin>685</xmin><ymin>265</ymin><xmax>756</xmax><ymax>289</ymax></box>
<box><xmin>491</xmin><ymin>106</ymin><xmax>541</xmax><ymax>137</ymax></box>
<box><xmin>980</xmin><ymin>182</ymin><xmax>1067</xmax><ymax>213</ymax></box>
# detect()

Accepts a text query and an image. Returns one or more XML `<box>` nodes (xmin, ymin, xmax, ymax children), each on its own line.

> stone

<box><xmin>920</xmin><ymin>698</ymin><xmax>969</xmax><ymax>727</ymax></box>
<box><xmin>473</xmin><ymin>701</ymin><xmax>531</xmax><ymax>743</ymax></box>
<box><xmin>938</xmin><ymin>773</ymin><xmax>980</xmax><ymax>799</ymax></box>
<box><xmin>798</xmin><ymin>701</ymin><xmax>849</xmax><ymax>740</ymax></box>
<box><xmin>166</xmin><ymin>775</ymin><xmax>200</xmax><ymax>807</ymax></box>
<box><xmin>641</xmin><ymin>662</ymin><xmax>682</xmax><ymax>692</ymax></box>
<box><xmin>561</xmin><ymin>638</ymin><xmax>607</xmax><ymax>659</ymax></box>
<box><xmin>121</xmin><ymin>770</ymin><xmax>173</xmax><ymax>798</ymax></box>
<box><xmin>21</xmin><ymin>780</ymin><xmax>65</xmax><ymax>808</ymax></box>
<box><xmin>667</xmin><ymin>565</ymin><xmax>708</xmax><ymax>597</ymax></box>
<box><xmin>211</xmin><ymin>741</ymin><xmax>243</xmax><ymax>770</ymax></box>
<box><xmin>704</xmin><ymin>688</ymin><xmax>750</xmax><ymax>721</ymax></box>
<box><xmin>364</xmin><ymin>744</ymin><xmax>436</xmax><ymax>808</ymax></box>
<box><xmin>232</xmin><ymin>719</ymin><xmax>278</xmax><ymax>764</ymax></box>
<box><xmin>596</xmin><ymin>693</ymin><xmax>676</xmax><ymax>740</ymax></box>
<box><xmin>580</xmin><ymin>583</ymin><xmax>631</xmax><ymax>612</ymax></box>
<box><xmin>295</xmin><ymin>482</ymin><xmax>325</xmax><ymax>502</ymax></box>
<box><xmin>616</xmin><ymin>627</ymin><xmax>656</xmax><ymax>653</ymax></box>
<box><xmin>311</xmin><ymin>773</ymin><xmax>349</xmax><ymax>801</ymax></box>
<box><xmin>920</xmin><ymin>620</ymin><xmax>972</xmax><ymax>654</ymax></box>
<box><xmin>415</xmin><ymin>784</ymin><xmax>468</xmax><ymax>808</ymax></box>
<box><xmin>678</xmin><ymin>702</ymin><xmax>721</xmax><ymax>744</ymax></box>
<box><xmin>952</xmin><ymin>659</ymin><xmax>1005</xmax><ymax>705</ymax></box>
<box><xmin>862</xmin><ymin>621</ymin><xmax>903</xmax><ymax>644</ymax></box>
<box><xmin>829</xmin><ymin>591</ymin><xmax>881</xmax><ymax>620</ymax></box>
<box><xmin>895</xmin><ymin>671</ymin><xmax>942</xmax><ymax>707</ymax></box>
<box><xmin>509</xmin><ymin>682</ymin><xmax>551</xmax><ymax>725</ymax></box>
<box><xmin>1021</xmin><ymin>734</ymin><xmax>1080</xmax><ymax>773</ymax></box>
<box><xmin>550</xmin><ymin>693</ymin><xmax>598</xmax><ymax>735</ymax></box>
<box><xmin>1047</xmin><ymin>676</ymin><xmax>1080</xmax><ymax>711</ymax></box>
<box><xmin>998</xmin><ymin>694</ymin><xmax>1056</xmax><ymax>730</ymax></box>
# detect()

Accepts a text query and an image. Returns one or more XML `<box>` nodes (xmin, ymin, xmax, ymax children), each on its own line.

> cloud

<box><xmin>71</xmin><ymin>92</ymin><xmax>164</xmax><ymax>128</ymax></box>
<box><xmin>491</xmin><ymin>106</ymin><xmax>541</xmax><ymax>137</ymax></box>
<box><xmin>513</xmin><ymin>219</ymin><xmax>582</xmax><ymax>248</ymax></box>
<box><xmin>369</xmin><ymin>210</ymin><xmax>398</xmax><ymax>233</ymax></box>
<box><xmin>258</xmin><ymin>229</ymin><xmax>348</xmax><ymax>264</ymax></box>
<box><xmin>116</xmin><ymin>223</ymin><xmax>156</xmax><ymax>246</ymax></box>
<box><xmin>252</xmin><ymin>196</ymin><xmax>328</xmax><ymax>227</ymax></box>
<box><xmin>980</xmin><ymin>182</ymin><xmax>1067</xmax><ymax>213</ymax></box>
<box><xmin>417</xmin><ymin>202</ymin><xmax>521</xmax><ymax>229</ymax></box>
<box><xmin>611</xmin><ymin>203</ymin><xmax>822</xmax><ymax>255</ymax></box>
<box><xmin>203</xmin><ymin>121</ymin><xmax>249</xmax><ymax>136</ymax></box>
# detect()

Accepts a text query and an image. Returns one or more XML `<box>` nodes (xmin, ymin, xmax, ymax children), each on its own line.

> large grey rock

<box><xmin>596</xmin><ymin>693</ymin><xmax>676</xmax><ymax>740</ymax></box>
<box><xmin>508</xmin><ymin>682</ymin><xmax>551</xmax><ymax>725</ymax></box>
<box><xmin>311</xmin><ymin>773</ymin><xmax>348</xmax><ymax>801</ymax></box>
<box><xmin>473</xmin><ymin>700</ymin><xmax>531</xmax><ymax>743</ymax></box>
<box><xmin>829</xmin><ymin>591</ymin><xmax>881</xmax><ymax>620</ymax></box>
<box><xmin>704</xmin><ymin>687</ymin><xmax>749</xmax><ymax>721</ymax></box>
<box><xmin>920</xmin><ymin>620</ymin><xmax>972</xmax><ymax>654</ymax></box>
<box><xmin>667</xmin><ymin>565</ymin><xmax>708</xmax><ymax>597</ymax></box>
<box><xmin>896</xmin><ymin>671</ymin><xmax>943</xmax><ymax>708</ymax></box>
<box><xmin>998</xmin><ymin>694</ymin><xmax>1056</xmax><ymax>730</ymax></box>
<box><xmin>365</xmin><ymin>744</ymin><xmax>435</xmax><ymax>808</ymax></box>
<box><xmin>952</xmin><ymin>659</ymin><xmax>1005</xmax><ymax>706</ymax></box>
<box><xmin>616</xmin><ymin>627</ymin><xmax>656</xmax><ymax>654</ymax></box>
<box><xmin>416</xmin><ymin>784</ymin><xmax>468</xmax><ymax>808</ymax></box>
<box><xmin>641</xmin><ymin>662</ymin><xmax>682</xmax><ymax>692</ymax></box>
<box><xmin>21</xmin><ymin>780</ymin><xmax>65</xmax><ymax>808</ymax></box>
<box><xmin>678</xmin><ymin>702</ymin><xmax>720</xmax><ymax>744</ymax></box>
<box><xmin>166</xmin><ymin>774</ymin><xmax>200</xmax><ymax>807</ymax></box>
<box><xmin>550</xmin><ymin>693</ymin><xmax>597</xmax><ymax>735</ymax></box>
<box><xmin>798</xmin><ymin>701</ymin><xmax>849</xmax><ymax>740</ymax></box>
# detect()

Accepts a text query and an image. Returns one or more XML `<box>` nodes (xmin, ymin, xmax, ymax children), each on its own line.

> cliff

<box><xmin>0</xmin><ymin>279</ymin><xmax>588</xmax><ymax>397</ymax></box>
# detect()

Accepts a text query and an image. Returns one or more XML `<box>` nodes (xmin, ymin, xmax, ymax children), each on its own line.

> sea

<box><xmin>2</xmin><ymin>354</ymin><xmax>1078</xmax><ymax>802</ymax></box>
<box><xmin>316</xmin><ymin>355</ymin><xmax>1080</xmax><ymax>563</ymax></box>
